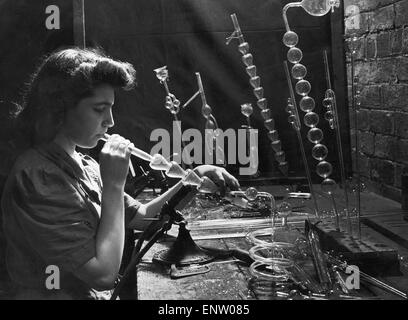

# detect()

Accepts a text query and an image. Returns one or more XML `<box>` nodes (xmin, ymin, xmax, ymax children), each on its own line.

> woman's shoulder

<box><xmin>7</xmin><ymin>147</ymin><xmax>71</xmax><ymax>190</ymax></box>
<box><xmin>11</xmin><ymin>148</ymin><xmax>54</xmax><ymax>174</ymax></box>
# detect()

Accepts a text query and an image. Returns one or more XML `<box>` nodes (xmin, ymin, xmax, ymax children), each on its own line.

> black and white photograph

<box><xmin>0</xmin><ymin>0</ymin><xmax>408</xmax><ymax>308</ymax></box>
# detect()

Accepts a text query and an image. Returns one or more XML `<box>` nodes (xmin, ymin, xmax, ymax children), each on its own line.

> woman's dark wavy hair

<box><xmin>15</xmin><ymin>47</ymin><xmax>136</xmax><ymax>145</ymax></box>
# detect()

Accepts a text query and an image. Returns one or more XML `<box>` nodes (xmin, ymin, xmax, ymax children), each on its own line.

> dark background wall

<box><xmin>0</xmin><ymin>0</ymin><xmax>74</xmax><ymax>283</ymax></box>
<box><xmin>0</xmin><ymin>0</ymin><xmax>74</xmax><ymax>176</ymax></box>
<box><xmin>345</xmin><ymin>0</ymin><xmax>408</xmax><ymax>202</ymax></box>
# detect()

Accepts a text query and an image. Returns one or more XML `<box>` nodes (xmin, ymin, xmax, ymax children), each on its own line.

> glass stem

<box><xmin>282</xmin><ymin>216</ymin><xmax>287</xmax><ymax>228</ymax></box>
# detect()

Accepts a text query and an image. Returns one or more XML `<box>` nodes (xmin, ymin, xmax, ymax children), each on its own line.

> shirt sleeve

<box><xmin>124</xmin><ymin>192</ymin><xmax>142</xmax><ymax>227</ymax></box>
<box><xmin>7</xmin><ymin>167</ymin><xmax>97</xmax><ymax>274</ymax></box>
<box><xmin>81</xmin><ymin>153</ymin><xmax>142</xmax><ymax>228</ymax></box>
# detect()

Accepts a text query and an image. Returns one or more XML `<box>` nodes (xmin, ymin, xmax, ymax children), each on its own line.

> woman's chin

<box><xmin>78</xmin><ymin>139</ymin><xmax>99</xmax><ymax>149</ymax></box>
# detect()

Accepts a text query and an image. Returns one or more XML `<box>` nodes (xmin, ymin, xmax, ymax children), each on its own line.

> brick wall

<box><xmin>344</xmin><ymin>0</ymin><xmax>408</xmax><ymax>202</ymax></box>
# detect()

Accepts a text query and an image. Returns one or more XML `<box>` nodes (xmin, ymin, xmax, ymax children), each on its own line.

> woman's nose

<box><xmin>104</xmin><ymin>109</ymin><xmax>115</xmax><ymax>128</ymax></box>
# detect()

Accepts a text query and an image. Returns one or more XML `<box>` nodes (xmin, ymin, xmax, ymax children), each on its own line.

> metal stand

<box><xmin>110</xmin><ymin>185</ymin><xmax>210</xmax><ymax>300</ymax></box>
<box><xmin>153</xmin><ymin>223</ymin><xmax>214</xmax><ymax>266</ymax></box>
<box><xmin>110</xmin><ymin>202</ymin><xmax>187</xmax><ymax>300</ymax></box>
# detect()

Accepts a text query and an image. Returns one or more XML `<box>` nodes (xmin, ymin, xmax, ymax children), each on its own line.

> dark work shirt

<box><xmin>1</xmin><ymin>142</ymin><xmax>141</xmax><ymax>299</ymax></box>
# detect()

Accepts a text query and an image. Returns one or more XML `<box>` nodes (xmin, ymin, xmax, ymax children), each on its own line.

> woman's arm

<box><xmin>128</xmin><ymin>165</ymin><xmax>240</xmax><ymax>230</ymax></box>
<box><xmin>127</xmin><ymin>179</ymin><xmax>185</xmax><ymax>230</ymax></box>
<box><xmin>75</xmin><ymin>135</ymin><xmax>132</xmax><ymax>290</ymax></box>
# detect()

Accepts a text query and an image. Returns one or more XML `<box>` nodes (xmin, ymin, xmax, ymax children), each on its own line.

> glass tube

<box><xmin>227</xmin><ymin>13</ymin><xmax>288</xmax><ymax>175</ymax></box>
<box><xmin>282</xmin><ymin>2</ymin><xmax>341</xmax><ymax>229</ymax></box>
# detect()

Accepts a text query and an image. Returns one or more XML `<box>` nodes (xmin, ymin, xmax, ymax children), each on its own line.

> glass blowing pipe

<box><xmin>100</xmin><ymin>134</ymin><xmax>218</xmax><ymax>193</ymax></box>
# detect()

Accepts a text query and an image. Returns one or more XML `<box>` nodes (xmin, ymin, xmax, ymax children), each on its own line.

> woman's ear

<box><xmin>34</xmin><ymin>112</ymin><xmax>61</xmax><ymax>144</ymax></box>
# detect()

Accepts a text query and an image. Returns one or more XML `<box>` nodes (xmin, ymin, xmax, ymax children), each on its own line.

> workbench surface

<box><xmin>134</xmin><ymin>185</ymin><xmax>408</xmax><ymax>300</ymax></box>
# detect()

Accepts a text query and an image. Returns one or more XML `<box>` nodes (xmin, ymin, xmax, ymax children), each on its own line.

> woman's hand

<box><xmin>99</xmin><ymin>134</ymin><xmax>133</xmax><ymax>189</ymax></box>
<box><xmin>194</xmin><ymin>165</ymin><xmax>240</xmax><ymax>196</ymax></box>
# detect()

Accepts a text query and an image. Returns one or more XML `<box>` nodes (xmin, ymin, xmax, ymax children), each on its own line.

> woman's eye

<box><xmin>94</xmin><ymin>108</ymin><xmax>104</xmax><ymax>113</ymax></box>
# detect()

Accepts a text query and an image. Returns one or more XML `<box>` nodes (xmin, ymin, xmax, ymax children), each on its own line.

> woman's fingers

<box><xmin>99</xmin><ymin>134</ymin><xmax>133</xmax><ymax>187</ymax></box>
<box><xmin>116</xmin><ymin>139</ymin><xmax>132</xmax><ymax>157</ymax></box>
<box><xmin>221</xmin><ymin>168</ymin><xmax>241</xmax><ymax>191</ymax></box>
<box><xmin>213</xmin><ymin>171</ymin><xmax>227</xmax><ymax>196</ymax></box>
<box><xmin>102</xmin><ymin>134</ymin><xmax>132</xmax><ymax>158</ymax></box>
<box><xmin>194</xmin><ymin>165</ymin><xmax>241</xmax><ymax>194</ymax></box>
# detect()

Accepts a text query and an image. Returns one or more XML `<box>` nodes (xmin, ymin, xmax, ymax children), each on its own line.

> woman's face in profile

<box><xmin>61</xmin><ymin>84</ymin><xmax>115</xmax><ymax>148</ymax></box>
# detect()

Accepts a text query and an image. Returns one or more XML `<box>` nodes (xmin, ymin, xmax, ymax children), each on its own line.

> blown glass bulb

<box><xmin>205</xmin><ymin>119</ymin><xmax>216</xmax><ymax>130</ymax></box>
<box><xmin>316</xmin><ymin>161</ymin><xmax>333</xmax><ymax>178</ymax></box>
<box><xmin>254</xmin><ymin>87</ymin><xmax>264</xmax><ymax>99</ymax></box>
<box><xmin>278</xmin><ymin>161</ymin><xmax>289</xmax><ymax>176</ymax></box>
<box><xmin>261</xmin><ymin>109</ymin><xmax>271</xmax><ymax>120</ymax></box>
<box><xmin>274</xmin><ymin>151</ymin><xmax>285</xmax><ymax>163</ymax></box>
<box><xmin>307</xmin><ymin>127</ymin><xmax>323</xmax><ymax>144</ymax></box>
<box><xmin>285</xmin><ymin>101</ymin><xmax>294</xmax><ymax>113</ymax></box>
<box><xmin>295</xmin><ymin>79</ymin><xmax>311</xmax><ymax>96</ymax></box>
<box><xmin>242</xmin><ymin>53</ymin><xmax>253</xmax><ymax>67</ymax></box>
<box><xmin>321</xmin><ymin>178</ymin><xmax>337</xmax><ymax>194</ymax></box>
<box><xmin>323</xmin><ymin>97</ymin><xmax>332</xmax><ymax>107</ymax></box>
<box><xmin>299</xmin><ymin>96</ymin><xmax>315</xmax><ymax>112</ymax></box>
<box><xmin>149</xmin><ymin>154</ymin><xmax>171</xmax><ymax>171</ymax></box>
<box><xmin>324</xmin><ymin>111</ymin><xmax>334</xmax><ymax>122</ymax></box>
<box><xmin>271</xmin><ymin>140</ymin><xmax>282</xmax><ymax>152</ymax></box>
<box><xmin>291</xmin><ymin>63</ymin><xmax>307</xmax><ymax>80</ymax></box>
<box><xmin>165</xmin><ymin>161</ymin><xmax>187</xmax><ymax>179</ymax></box>
<box><xmin>245</xmin><ymin>187</ymin><xmax>258</xmax><ymax>201</ymax></box>
<box><xmin>250</xmin><ymin>76</ymin><xmax>261</xmax><ymax>89</ymax></box>
<box><xmin>171</xmin><ymin>99</ymin><xmax>180</xmax><ymax>114</ymax></box>
<box><xmin>287</xmin><ymin>47</ymin><xmax>303</xmax><ymax>64</ymax></box>
<box><xmin>198</xmin><ymin>176</ymin><xmax>219</xmax><ymax>193</ymax></box>
<box><xmin>283</xmin><ymin>31</ymin><xmax>299</xmax><ymax>47</ymax></box>
<box><xmin>238</xmin><ymin>42</ymin><xmax>250</xmax><ymax>55</ymax></box>
<box><xmin>267</xmin><ymin>130</ymin><xmax>279</xmax><ymax>142</ymax></box>
<box><xmin>201</xmin><ymin>104</ymin><xmax>212</xmax><ymax>118</ymax></box>
<box><xmin>183</xmin><ymin>169</ymin><xmax>202</xmax><ymax>187</ymax></box>
<box><xmin>154</xmin><ymin>66</ymin><xmax>168</xmax><ymax>82</ymax></box>
<box><xmin>288</xmin><ymin>114</ymin><xmax>297</xmax><ymax>124</ymax></box>
<box><xmin>312</xmin><ymin>144</ymin><xmax>328</xmax><ymax>161</ymax></box>
<box><xmin>257</xmin><ymin>98</ymin><xmax>267</xmax><ymax>110</ymax></box>
<box><xmin>264</xmin><ymin>118</ymin><xmax>275</xmax><ymax>131</ymax></box>
<box><xmin>246</xmin><ymin>65</ymin><xmax>257</xmax><ymax>78</ymax></box>
<box><xmin>302</xmin><ymin>0</ymin><xmax>333</xmax><ymax>16</ymax></box>
<box><xmin>241</xmin><ymin>103</ymin><xmax>253</xmax><ymax>117</ymax></box>
<box><xmin>304</xmin><ymin>112</ymin><xmax>319</xmax><ymax>128</ymax></box>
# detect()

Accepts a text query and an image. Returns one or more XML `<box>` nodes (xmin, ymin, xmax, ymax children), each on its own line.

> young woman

<box><xmin>1</xmin><ymin>48</ymin><xmax>240</xmax><ymax>299</ymax></box>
